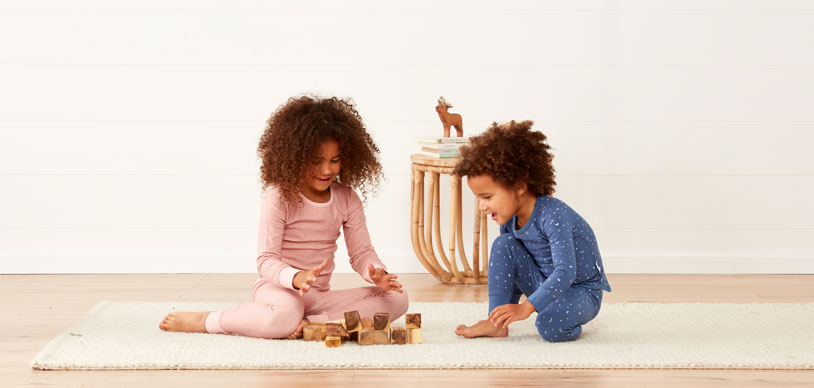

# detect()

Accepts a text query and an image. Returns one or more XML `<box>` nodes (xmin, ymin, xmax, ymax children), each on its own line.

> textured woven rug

<box><xmin>31</xmin><ymin>301</ymin><xmax>814</xmax><ymax>370</ymax></box>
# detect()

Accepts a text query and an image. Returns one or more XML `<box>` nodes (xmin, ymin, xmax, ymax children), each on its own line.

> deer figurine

<box><xmin>436</xmin><ymin>96</ymin><xmax>463</xmax><ymax>137</ymax></box>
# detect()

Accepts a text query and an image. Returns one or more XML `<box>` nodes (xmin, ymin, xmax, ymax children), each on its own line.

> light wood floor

<box><xmin>2</xmin><ymin>274</ymin><xmax>813</xmax><ymax>387</ymax></box>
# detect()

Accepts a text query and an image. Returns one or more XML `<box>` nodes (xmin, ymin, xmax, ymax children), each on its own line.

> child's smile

<box><xmin>467</xmin><ymin>174</ymin><xmax>537</xmax><ymax>229</ymax></box>
<box><xmin>301</xmin><ymin>139</ymin><xmax>341</xmax><ymax>203</ymax></box>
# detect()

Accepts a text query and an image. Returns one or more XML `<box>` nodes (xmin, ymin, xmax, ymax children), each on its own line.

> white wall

<box><xmin>1</xmin><ymin>0</ymin><xmax>813</xmax><ymax>274</ymax></box>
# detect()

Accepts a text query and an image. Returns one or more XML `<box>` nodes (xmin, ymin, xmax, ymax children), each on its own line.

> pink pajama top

<box><xmin>256</xmin><ymin>182</ymin><xmax>386</xmax><ymax>291</ymax></box>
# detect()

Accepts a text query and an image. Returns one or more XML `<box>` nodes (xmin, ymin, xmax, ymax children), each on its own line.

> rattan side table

<box><xmin>410</xmin><ymin>153</ymin><xmax>489</xmax><ymax>285</ymax></box>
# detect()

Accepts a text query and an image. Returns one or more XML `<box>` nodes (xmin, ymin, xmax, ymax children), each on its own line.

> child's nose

<box><xmin>479</xmin><ymin>199</ymin><xmax>488</xmax><ymax>211</ymax></box>
<box><xmin>320</xmin><ymin>163</ymin><xmax>333</xmax><ymax>174</ymax></box>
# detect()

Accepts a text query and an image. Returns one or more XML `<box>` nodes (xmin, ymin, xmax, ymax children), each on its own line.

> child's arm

<box><xmin>255</xmin><ymin>190</ymin><xmax>301</xmax><ymax>290</ymax></box>
<box><xmin>342</xmin><ymin>189</ymin><xmax>388</xmax><ymax>284</ymax></box>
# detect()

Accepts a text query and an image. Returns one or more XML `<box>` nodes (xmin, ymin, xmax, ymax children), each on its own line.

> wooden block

<box><xmin>349</xmin><ymin>331</ymin><xmax>359</xmax><ymax>341</ymax></box>
<box><xmin>373</xmin><ymin>312</ymin><xmax>390</xmax><ymax>331</ymax></box>
<box><xmin>405</xmin><ymin>313</ymin><xmax>422</xmax><ymax>329</ymax></box>
<box><xmin>359</xmin><ymin>329</ymin><xmax>389</xmax><ymax>346</ymax></box>
<box><xmin>326</xmin><ymin>323</ymin><xmax>348</xmax><ymax>340</ymax></box>
<box><xmin>303</xmin><ymin>325</ymin><xmax>324</xmax><ymax>342</ymax></box>
<box><xmin>361</xmin><ymin>317</ymin><xmax>374</xmax><ymax>329</ymax></box>
<box><xmin>344</xmin><ymin>311</ymin><xmax>362</xmax><ymax>333</ymax></box>
<box><xmin>390</xmin><ymin>326</ymin><xmax>406</xmax><ymax>345</ymax></box>
<box><xmin>407</xmin><ymin>328</ymin><xmax>422</xmax><ymax>344</ymax></box>
<box><xmin>325</xmin><ymin>323</ymin><xmax>340</xmax><ymax>336</ymax></box>
<box><xmin>325</xmin><ymin>336</ymin><xmax>342</xmax><ymax>347</ymax></box>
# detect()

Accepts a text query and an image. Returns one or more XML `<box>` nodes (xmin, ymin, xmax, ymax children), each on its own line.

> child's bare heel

<box><xmin>159</xmin><ymin>311</ymin><xmax>209</xmax><ymax>333</ymax></box>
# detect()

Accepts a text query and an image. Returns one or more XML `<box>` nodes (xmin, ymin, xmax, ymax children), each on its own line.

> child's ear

<box><xmin>514</xmin><ymin>182</ymin><xmax>528</xmax><ymax>196</ymax></box>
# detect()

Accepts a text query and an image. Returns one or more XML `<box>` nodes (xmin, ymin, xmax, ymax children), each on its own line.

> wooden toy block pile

<box><xmin>303</xmin><ymin>311</ymin><xmax>422</xmax><ymax>347</ymax></box>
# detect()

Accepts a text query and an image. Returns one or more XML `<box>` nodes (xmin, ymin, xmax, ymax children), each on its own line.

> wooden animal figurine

<box><xmin>436</xmin><ymin>96</ymin><xmax>464</xmax><ymax>137</ymax></box>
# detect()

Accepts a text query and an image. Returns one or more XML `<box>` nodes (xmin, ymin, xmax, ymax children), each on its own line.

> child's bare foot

<box><xmin>286</xmin><ymin>318</ymin><xmax>310</xmax><ymax>340</ymax></box>
<box><xmin>159</xmin><ymin>311</ymin><xmax>209</xmax><ymax>333</ymax></box>
<box><xmin>455</xmin><ymin>319</ymin><xmax>509</xmax><ymax>338</ymax></box>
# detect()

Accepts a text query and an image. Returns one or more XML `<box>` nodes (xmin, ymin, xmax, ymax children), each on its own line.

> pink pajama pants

<box><xmin>204</xmin><ymin>278</ymin><xmax>410</xmax><ymax>339</ymax></box>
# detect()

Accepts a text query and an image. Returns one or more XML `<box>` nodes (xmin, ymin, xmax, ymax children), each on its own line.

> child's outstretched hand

<box><xmin>489</xmin><ymin>300</ymin><xmax>536</xmax><ymax>329</ymax></box>
<box><xmin>293</xmin><ymin>259</ymin><xmax>329</xmax><ymax>296</ymax></box>
<box><xmin>368</xmin><ymin>264</ymin><xmax>404</xmax><ymax>293</ymax></box>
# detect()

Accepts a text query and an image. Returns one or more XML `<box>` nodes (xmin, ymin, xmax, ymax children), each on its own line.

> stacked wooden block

<box><xmin>302</xmin><ymin>311</ymin><xmax>422</xmax><ymax>347</ymax></box>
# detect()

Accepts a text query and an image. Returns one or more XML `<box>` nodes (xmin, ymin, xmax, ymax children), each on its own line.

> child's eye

<box><xmin>331</xmin><ymin>159</ymin><xmax>340</xmax><ymax>163</ymax></box>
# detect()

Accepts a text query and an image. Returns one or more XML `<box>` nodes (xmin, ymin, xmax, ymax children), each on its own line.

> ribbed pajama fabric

<box><xmin>205</xmin><ymin>278</ymin><xmax>409</xmax><ymax>338</ymax></box>
<box><xmin>204</xmin><ymin>182</ymin><xmax>409</xmax><ymax>339</ymax></box>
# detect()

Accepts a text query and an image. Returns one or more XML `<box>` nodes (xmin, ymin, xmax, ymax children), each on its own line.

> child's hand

<box><xmin>293</xmin><ymin>259</ymin><xmax>329</xmax><ymax>296</ymax></box>
<box><xmin>368</xmin><ymin>264</ymin><xmax>404</xmax><ymax>293</ymax></box>
<box><xmin>489</xmin><ymin>300</ymin><xmax>536</xmax><ymax>329</ymax></box>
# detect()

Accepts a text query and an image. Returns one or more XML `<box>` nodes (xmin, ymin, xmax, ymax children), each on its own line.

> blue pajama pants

<box><xmin>488</xmin><ymin>234</ymin><xmax>603</xmax><ymax>342</ymax></box>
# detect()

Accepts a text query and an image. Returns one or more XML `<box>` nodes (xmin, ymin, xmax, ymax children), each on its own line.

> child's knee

<box><xmin>378</xmin><ymin>289</ymin><xmax>410</xmax><ymax>320</ymax></box>
<box><xmin>535</xmin><ymin>316</ymin><xmax>581</xmax><ymax>343</ymax></box>
<box><xmin>255</xmin><ymin>304</ymin><xmax>304</xmax><ymax>339</ymax></box>
<box><xmin>391</xmin><ymin>290</ymin><xmax>410</xmax><ymax>319</ymax></box>
<box><xmin>359</xmin><ymin>287</ymin><xmax>409</xmax><ymax>321</ymax></box>
<box><xmin>491</xmin><ymin>233</ymin><xmax>517</xmax><ymax>252</ymax></box>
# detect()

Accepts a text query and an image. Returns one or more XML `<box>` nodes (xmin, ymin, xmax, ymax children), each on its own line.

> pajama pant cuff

<box><xmin>205</xmin><ymin>310</ymin><xmax>225</xmax><ymax>334</ymax></box>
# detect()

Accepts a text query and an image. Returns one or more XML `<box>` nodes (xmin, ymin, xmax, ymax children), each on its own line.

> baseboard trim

<box><xmin>2</xmin><ymin>254</ymin><xmax>812</xmax><ymax>274</ymax></box>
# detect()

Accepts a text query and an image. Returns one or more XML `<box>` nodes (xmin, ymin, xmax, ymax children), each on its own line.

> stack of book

<box><xmin>415</xmin><ymin>136</ymin><xmax>469</xmax><ymax>158</ymax></box>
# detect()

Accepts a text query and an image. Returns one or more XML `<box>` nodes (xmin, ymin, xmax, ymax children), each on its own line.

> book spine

<box><xmin>416</xmin><ymin>137</ymin><xmax>469</xmax><ymax>145</ymax></box>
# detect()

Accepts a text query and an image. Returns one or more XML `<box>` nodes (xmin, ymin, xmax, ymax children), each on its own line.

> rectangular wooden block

<box><xmin>361</xmin><ymin>317</ymin><xmax>374</xmax><ymax>329</ymax></box>
<box><xmin>390</xmin><ymin>326</ymin><xmax>406</xmax><ymax>345</ymax></box>
<box><xmin>303</xmin><ymin>325</ymin><xmax>324</xmax><ymax>341</ymax></box>
<box><xmin>405</xmin><ymin>313</ymin><xmax>422</xmax><ymax>329</ymax></box>
<box><xmin>344</xmin><ymin>310</ymin><xmax>362</xmax><ymax>333</ymax></box>
<box><xmin>326</xmin><ymin>323</ymin><xmax>348</xmax><ymax>340</ymax></box>
<box><xmin>407</xmin><ymin>328</ymin><xmax>422</xmax><ymax>344</ymax></box>
<box><xmin>325</xmin><ymin>336</ymin><xmax>342</xmax><ymax>348</ymax></box>
<box><xmin>373</xmin><ymin>312</ymin><xmax>390</xmax><ymax>331</ymax></box>
<box><xmin>359</xmin><ymin>329</ymin><xmax>389</xmax><ymax>345</ymax></box>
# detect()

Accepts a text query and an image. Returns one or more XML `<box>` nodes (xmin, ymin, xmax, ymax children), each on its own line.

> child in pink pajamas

<box><xmin>159</xmin><ymin>95</ymin><xmax>409</xmax><ymax>339</ymax></box>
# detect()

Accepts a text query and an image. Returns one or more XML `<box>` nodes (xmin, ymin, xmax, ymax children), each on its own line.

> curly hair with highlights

<box><xmin>453</xmin><ymin>120</ymin><xmax>556</xmax><ymax>196</ymax></box>
<box><xmin>257</xmin><ymin>95</ymin><xmax>383</xmax><ymax>203</ymax></box>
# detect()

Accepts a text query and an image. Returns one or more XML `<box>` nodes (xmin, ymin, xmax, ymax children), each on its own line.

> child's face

<box><xmin>304</xmin><ymin>139</ymin><xmax>341</xmax><ymax>194</ymax></box>
<box><xmin>466</xmin><ymin>174</ymin><xmax>524</xmax><ymax>226</ymax></box>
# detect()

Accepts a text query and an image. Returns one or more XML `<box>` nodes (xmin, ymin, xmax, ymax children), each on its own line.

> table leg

<box><xmin>481</xmin><ymin>208</ymin><xmax>489</xmax><ymax>277</ymax></box>
<box><xmin>473</xmin><ymin>199</ymin><xmax>481</xmax><ymax>284</ymax></box>
<box><xmin>410</xmin><ymin>168</ymin><xmax>441</xmax><ymax>281</ymax></box>
<box><xmin>455</xmin><ymin>175</ymin><xmax>473</xmax><ymax>276</ymax></box>
<box><xmin>433</xmin><ymin>176</ymin><xmax>451</xmax><ymax>272</ymax></box>
<box><xmin>423</xmin><ymin>172</ymin><xmax>448</xmax><ymax>278</ymax></box>
<box><xmin>448</xmin><ymin>175</ymin><xmax>464</xmax><ymax>283</ymax></box>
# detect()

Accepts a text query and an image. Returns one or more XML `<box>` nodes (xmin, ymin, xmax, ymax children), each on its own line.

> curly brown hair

<box><xmin>257</xmin><ymin>95</ymin><xmax>383</xmax><ymax>203</ymax></box>
<box><xmin>453</xmin><ymin>120</ymin><xmax>556</xmax><ymax>196</ymax></box>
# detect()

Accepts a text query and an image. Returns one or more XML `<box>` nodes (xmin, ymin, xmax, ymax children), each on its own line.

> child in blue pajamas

<box><xmin>453</xmin><ymin>120</ymin><xmax>611</xmax><ymax>342</ymax></box>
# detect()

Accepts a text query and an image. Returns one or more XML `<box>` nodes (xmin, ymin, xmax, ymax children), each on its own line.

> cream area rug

<box><xmin>31</xmin><ymin>301</ymin><xmax>814</xmax><ymax>370</ymax></box>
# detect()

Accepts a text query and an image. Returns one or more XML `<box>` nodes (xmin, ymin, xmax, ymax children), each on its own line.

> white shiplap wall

<box><xmin>1</xmin><ymin>0</ymin><xmax>813</xmax><ymax>274</ymax></box>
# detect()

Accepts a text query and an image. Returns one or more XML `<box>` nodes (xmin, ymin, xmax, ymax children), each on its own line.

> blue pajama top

<box><xmin>500</xmin><ymin>195</ymin><xmax>612</xmax><ymax>311</ymax></box>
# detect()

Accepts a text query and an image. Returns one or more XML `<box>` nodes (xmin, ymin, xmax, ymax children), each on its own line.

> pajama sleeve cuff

<box><xmin>527</xmin><ymin>288</ymin><xmax>556</xmax><ymax>312</ymax></box>
<box><xmin>278</xmin><ymin>267</ymin><xmax>301</xmax><ymax>290</ymax></box>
